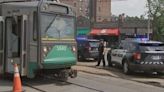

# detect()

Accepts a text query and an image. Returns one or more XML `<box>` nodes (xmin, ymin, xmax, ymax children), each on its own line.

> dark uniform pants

<box><xmin>97</xmin><ymin>53</ymin><xmax>105</xmax><ymax>66</ymax></box>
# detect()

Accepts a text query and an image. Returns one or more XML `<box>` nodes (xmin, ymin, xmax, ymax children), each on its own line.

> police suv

<box><xmin>108</xmin><ymin>40</ymin><xmax>164</xmax><ymax>74</ymax></box>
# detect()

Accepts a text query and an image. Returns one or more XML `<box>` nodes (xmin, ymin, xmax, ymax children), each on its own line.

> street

<box><xmin>0</xmin><ymin>0</ymin><xmax>164</xmax><ymax>92</ymax></box>
<box><xmin>15</xmin><ymin>72</ymin><xmax>164</xmax><ymax>92</ymax></box>
<box><xmin>74</xmin><ymin>61</ymin><xmax>164</xmax><ymax>87</ymax></box>
<box><xmin>1</xmin><ymin>62</ymin><xmax>164</xmax><ymax>92</ymax></box>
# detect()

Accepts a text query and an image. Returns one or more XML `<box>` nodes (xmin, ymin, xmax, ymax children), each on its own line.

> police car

<box><xmin>76</xmin><ymin>36</ymin><xmax>100</xmax><ymax>60</ymax></box>
<box><xmin>108</xmin><ymin>39</ymin><xmax>164</xmax><ymax>74</ymax></box>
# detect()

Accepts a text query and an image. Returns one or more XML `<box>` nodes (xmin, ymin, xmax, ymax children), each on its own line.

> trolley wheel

<box><xmin>69</xmin><ymin>70</ymin><xmax>77</xmax><ymax>78</ymax></box>
<box><xmin>58</xmin><ymin>70</ymin><xmax>69</xmax><ymax>81</ymax></box>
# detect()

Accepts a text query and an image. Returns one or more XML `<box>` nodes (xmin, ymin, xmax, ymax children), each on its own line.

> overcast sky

<box><xmin>111</xmin><ymin>0</ymin><xmax>148</xmax><ymax>17</ymax></box>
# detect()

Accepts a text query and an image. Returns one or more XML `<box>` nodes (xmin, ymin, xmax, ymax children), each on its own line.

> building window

<box><xmin>98</xmin><ymin>17</ymin><xmax>101</xmax><ymax>20</ymax></box>
<box><xmin>79</xmin><ymin>8</ymin><xmax>82</xmax><ymax>12</ymax></box>
<box><xmin>74</xmin><ymin>3</ymin><xmax>76</xmax><ymax>7</ymax></box>
<box><xmin>33</xmin><ymin>12</ymin><xmax>37</xmax><ymax>41</ymax></box>
<box><xmin>98</xmin><ymin>7</ymin><xmax>101</xmax><ymax>12</ymax></box>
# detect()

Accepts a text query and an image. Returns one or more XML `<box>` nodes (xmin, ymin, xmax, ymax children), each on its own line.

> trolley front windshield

<box><xmin>41</xmin><ymin>13</ymin><xmax>75</xmax><ymax>40</ymax></box>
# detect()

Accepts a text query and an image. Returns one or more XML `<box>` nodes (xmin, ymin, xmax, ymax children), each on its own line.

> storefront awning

<box><xmin>90</xmin><ymin>28</ymin><xmax>120</xmax><ymax>36</ymax></box>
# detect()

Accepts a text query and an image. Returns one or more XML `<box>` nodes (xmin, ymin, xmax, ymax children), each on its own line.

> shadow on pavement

<box><xmin>76</xmin><ymin>62</ymin><xmax>164</xmax><ymax>88</ymax></box>
<box><xmin>78</xmin><ymin>59</ymin><xmax>96</xmax><ymax>63</ymax></box>
<box><xmin>76</xmin><ymin>62</ymin><xmax>164</xmax><ymax>79</ymax></box>
<box><xmin>103</xmin><ymin>66</ymin><xmax>164</xmax><ymax>79</ymax></box>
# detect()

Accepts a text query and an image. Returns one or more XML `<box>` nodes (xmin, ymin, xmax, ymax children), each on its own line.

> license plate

<box><xmin>151</xmin><ymin>56</ymin><xmax>161</xmax><ymax>60</ymax></box>
<box><xmin>92</xmin><ymin>48</ymin><xmax>98</xmax><ymax>51</ymax></box>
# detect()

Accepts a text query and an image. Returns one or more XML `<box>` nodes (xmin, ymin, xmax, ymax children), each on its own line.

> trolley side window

<box><xmin>0</xmin><ymin>21</ymin><xmax>3</xmax><ymax>65</ymax></box>
<box><xmin>0</xmin><ymin>22</ymin><xmax>3</xmax><ymax>50</ymax></box>
<box><xmin>6</xmin><ymin>17</ymin><xmax>19</xmax><ymax>57</ymax></box>
<box><xmin>33</xmin><ymin>12</ymin><xmax>37</xmax><ymax>41</ymax></box>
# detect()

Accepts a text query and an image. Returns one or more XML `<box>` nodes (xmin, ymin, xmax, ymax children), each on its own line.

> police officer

<box><xmin>96</xmin><ymin>40</ymin><xmax>105</xmax><ymax>67</ymax></box>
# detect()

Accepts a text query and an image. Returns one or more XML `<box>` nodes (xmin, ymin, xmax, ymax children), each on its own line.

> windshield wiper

<box><xmin>45</xmin><ymin>16</ymin><xmax>57</xmax><ymax>33</ymax></box>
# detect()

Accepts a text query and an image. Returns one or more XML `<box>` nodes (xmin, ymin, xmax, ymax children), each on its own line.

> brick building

<box><xmin>61</xmin><ymin>0</ymin><xmax>111</xmax><ymax>23</ymax></box>
<box><xmin>61</xmin><ymin>0</ymin><xmax>89</xmax><ymax>17</ymax></box>
<box><xmin>95</xmin><ymin>0</ymin><xmax>111</xmax><ymax>22</ymax></box>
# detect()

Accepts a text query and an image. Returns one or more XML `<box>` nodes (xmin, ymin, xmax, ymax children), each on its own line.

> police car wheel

<box><xmin>123</xmin><ymin>62</ymin><xmax>131</xmax><ymax>74</ymax></box>
<box><xmin>157</xmin><ymin>71</ymin><xmax>164</xmax><ymax>75</ymax></box>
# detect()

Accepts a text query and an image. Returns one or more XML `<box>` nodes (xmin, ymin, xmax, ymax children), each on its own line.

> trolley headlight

<box><xmin>43</xmin><ymin>46</ymin><xmax>48</xmax><ymax>58</ymax></box>
<box><xmin>43</xmin><ymin>47</ymin><xmax>48</xmax><ymax>52</ymax></box>
<box><xmin>72</xmin><ymin>46</ymin><xmax>76</xmax><ymax>52</ymax></box>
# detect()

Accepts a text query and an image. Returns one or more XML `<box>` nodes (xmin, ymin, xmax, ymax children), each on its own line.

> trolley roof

<box><xmin>0</xmin><ymin>0</ymin><xmax>26</xmax><ymax>3</ymax></box>
<box><xmin>0</xmin><ymin>1</ymin><xmax>75</xmax><ymax>16</ymax></box>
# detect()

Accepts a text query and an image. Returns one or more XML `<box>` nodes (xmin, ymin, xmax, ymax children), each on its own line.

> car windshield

<box><xmin>89</xmin><ymin>41</ymin><xmax>99</xmax><ymax>47</ymax></box>
<box><xmin>41</xmin><ymin>13</ymin><xmax>75</xmax><ymax>40</ymax></box>
<box><xmin>139</xmin><ymin>43</ymin><xmax>164</xmax><ymax>51</ymax></box>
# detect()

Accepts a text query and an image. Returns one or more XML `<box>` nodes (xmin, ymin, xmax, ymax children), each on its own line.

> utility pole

<box><xmin>147</xmin><ymin>15</ymin><xmax>150</xmax><ymax>40</ymax></box>
<box><xmin>89</xmin><ymin>0</ymin><xmax>97</xmax><ymax>28</ymax></box>
<box><xmin>147</xmin><ymin>0</ymin><xmax>151</xmax><ymax>40</ymax></box>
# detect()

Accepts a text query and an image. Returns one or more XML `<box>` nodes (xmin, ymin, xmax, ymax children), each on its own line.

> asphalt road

<box><xmin>76</xmin><ymin>61</ymin><xmax>164</xmax><ymax>88</ymax></box>
<box><xmin>22</xmin><ymin>72</ymin><xmax>164</xmax><ymax>92</ymax></box>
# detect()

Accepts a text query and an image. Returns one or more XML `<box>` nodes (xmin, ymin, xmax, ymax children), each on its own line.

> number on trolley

<box><xmin>56</xmin><ymin>45</ymin><xmax>67</xmax><ymax>51</ymax></box>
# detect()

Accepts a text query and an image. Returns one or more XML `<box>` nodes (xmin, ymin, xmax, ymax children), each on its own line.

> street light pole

<box><xmin>147</xmin><ymin>15</ymin><xmax>150</xmax><ymax>40</ymax></box>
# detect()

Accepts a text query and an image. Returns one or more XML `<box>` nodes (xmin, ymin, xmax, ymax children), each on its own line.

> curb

<box><xmin>73</xmin><ymin>65</ymin><xmax>118</xmax><ymax>78</ymax></box>
<box><xmin>77</xmin><ymin>69</ymin><xmax>117</xmax><ymax>78</ymax></box>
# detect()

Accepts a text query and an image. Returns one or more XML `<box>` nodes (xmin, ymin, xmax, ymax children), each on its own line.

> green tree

<box><xmin>147</xmin><ymin>0</ymin><xmax>164</xmax><ymax>41</ymax></box>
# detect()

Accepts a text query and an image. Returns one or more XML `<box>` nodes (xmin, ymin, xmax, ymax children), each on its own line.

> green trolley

<box><xmin>0</xmin><ymin>0</ymin><xmax>77</xmax><ymax>80</ymax></box>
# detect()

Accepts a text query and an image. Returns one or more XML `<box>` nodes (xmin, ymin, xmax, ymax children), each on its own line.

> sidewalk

<box><xmin>72</xmin><ymin>62</ymin><xmax>119</xmax><ymax>77</ymax></box>
<box><xmin>0</xmin><ymin>80</ymin><xmax>13</xmax><ymax>92</ymax></box>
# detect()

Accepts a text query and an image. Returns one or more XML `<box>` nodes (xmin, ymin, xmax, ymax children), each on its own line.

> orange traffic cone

<box><xmin>13</xmin><ymin>64</ymin><xmax>22</xmax><ymax>92</ymax></box>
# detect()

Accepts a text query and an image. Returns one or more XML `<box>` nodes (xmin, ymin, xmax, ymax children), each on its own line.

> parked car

<box><xmin>77</xmin><ymin>39</ymin><xmax>100</xmax><ymax>61</ymax></box>
<box><xmin>108</xmin><ymin>40</ymin><xmax>164</xmax><ymax>74</ymax></box>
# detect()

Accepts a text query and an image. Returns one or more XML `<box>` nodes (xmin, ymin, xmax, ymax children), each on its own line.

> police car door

<box><xmin>117</xmin><ymin>49</ymin><xmax>127</xmax><ymax>64</ymax></box>
<box><xmin>111</xmin><ymin>42</ymin><xmax>123</xmax><ymax>64</ymax></box>
<box><xmin>116</xmin><ymin>42</ymin><xmax>127</xmax><ymax>64</ymax></box>
<box><xmin>111</xmin><ymin>49</ymin><xmax>119</xmax><ymax>62</ymax></box>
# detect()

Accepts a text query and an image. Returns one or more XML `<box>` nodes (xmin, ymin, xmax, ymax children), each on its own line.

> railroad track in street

<box><xmin>22</xmin><ymin>71</ymin><xmax>164</xmax><ymax>92</ymax></box>
<box><xmin>22</xmin><ymin>74</ymin><xmax>104</xmax><ymax>92</ymax></box>
<box><xmin>2</xmin><ymin>71</ymin><xmax>164</xmax><ymax>92</ymax></box>
<box><xmin>21</xmin><ymin>64</ymin><xmax>164</xmax><ymax>92</ymax></box>
<box><xmin>23</xmin><ymin>82</ymin><xmax>47</xmax><ymax>92</ymax></box>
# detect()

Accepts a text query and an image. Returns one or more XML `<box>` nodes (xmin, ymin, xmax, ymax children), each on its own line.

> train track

<box><xmin>22</xmin><ymin>74</ymin><xmax>104</xmax><ymax>92</ymax></box>
<box><xmin>3</xmin><ymin>69</ymin><xmax>164</xmax><ymax>92</ymax></box>
<box><xmin>22</xmin><ymin>68</ymin><xmax>164</xmax><ymax>92</ymax></box>
<box><xmin>23</xmin><ymin>83</ymin><xmax>46</xmax><ymax>92</ymax></box>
